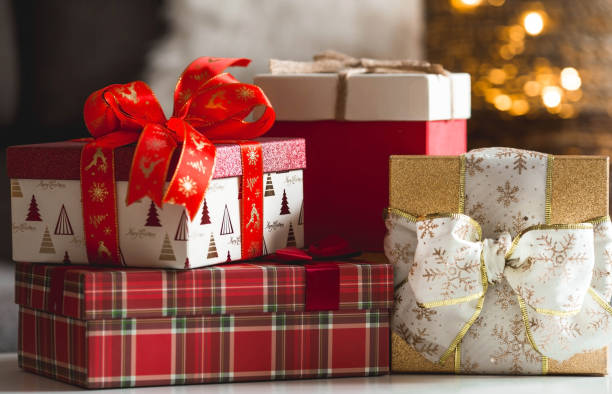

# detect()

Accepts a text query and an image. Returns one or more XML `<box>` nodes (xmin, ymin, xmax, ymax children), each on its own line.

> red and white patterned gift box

<box><xmin>7</xmin><ymin>138</ymin><xmax>305</xmax><ymax>268</ymax></box>
<box><xmin>15</xmin><ymin>260</ymin><xmax>392</xmax><ymax>388</ymax></box>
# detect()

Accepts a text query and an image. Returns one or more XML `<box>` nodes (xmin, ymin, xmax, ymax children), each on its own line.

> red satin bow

<box><xmin>82</xmin><ymin>57</ymin><xmax>275</xmax><ymax>220</ymax></box>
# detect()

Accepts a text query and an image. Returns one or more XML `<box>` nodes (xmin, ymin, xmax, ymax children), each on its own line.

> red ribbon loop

<box><xmin>81</xmin><ymin>57</ymin><xmax>275</xmax><ymax>265</ymax></box>
<box><xmin>83</xmin><ymin>56</ymin><xmax>275</xmax><ymax>220</ymax></box>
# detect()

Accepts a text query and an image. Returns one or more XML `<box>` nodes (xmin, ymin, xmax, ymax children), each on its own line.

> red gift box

<box><xmin>255</xmin><ymin>69</ymin><xmax>470</xmax><ymax>251</ymax></box>
<box><xmin>7</xmin><ymin>138</ymin><xmax>307</xmax><ymax>268</ymax></box>
<box><xmin>265</xmin><ymin>120</ymin><xmax>466</xmax><ymax>251</ymax></box>
<box><xmin>15</xmin><ymin>260</ymin><xmax>392</xmax><ymax>388</ymax></box>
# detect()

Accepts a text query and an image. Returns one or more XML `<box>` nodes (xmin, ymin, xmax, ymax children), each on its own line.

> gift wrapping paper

<box><xmin>266</xmin><ymin>120</ymin><xmax>466</xmax><ymax>252</ymax></box>
<box><xmin>386</xmin><ymin>148</ymin><xmax>611</xmax><ymax>375</ymax></box>
<box><xmin>15</xmin><ymin>260</ymin><xmax>392</xmax><ymax>388</ymax></box>
<box><xmin>8</xmin><ymin>138</ymin><xmax>306</xmax><ymax>268</ymax></box>
<box><xmin>15</xmin><ymin>262</ymin><xmax>393</xmax><ymax>319</ymax></box>
<box><xmin>18</xmin><ymin>307</ymin><xmax>389</xmax><ymax>389</ymax></box>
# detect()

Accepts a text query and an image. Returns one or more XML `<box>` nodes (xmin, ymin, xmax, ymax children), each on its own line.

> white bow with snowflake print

<box><xmin>386</xmin><ymin>208</ymin><xmax>612</xmax><ymax>364</ymax></box>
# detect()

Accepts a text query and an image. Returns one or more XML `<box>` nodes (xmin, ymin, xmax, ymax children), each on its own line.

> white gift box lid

<box><xmin>254</xmin><ymin>72</ymin><xmax>471</xmax><ymax>121</ymax></box>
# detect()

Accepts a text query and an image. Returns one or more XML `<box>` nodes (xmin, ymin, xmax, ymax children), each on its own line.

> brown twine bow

<box><xmin>269</xmin><ymin>50</ymin><xmax>450</xmax><ymax>120</ymax></box>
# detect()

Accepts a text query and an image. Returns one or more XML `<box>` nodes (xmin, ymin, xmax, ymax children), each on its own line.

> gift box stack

<box><xmin>7</xmin><ymin>57</ymin><xmax>393</xmax><ymax>388</ymax></box>
<box><xmin>8</xmin><ymin>50</ymin><xmax>612</xmax><ymax>389</ymax></box>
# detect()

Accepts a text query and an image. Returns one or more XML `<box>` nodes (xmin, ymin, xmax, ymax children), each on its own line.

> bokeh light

<box><xmin>560</xmin><ymin>67</ymin><xmax>581</xmax><ymax>91</ymax></box>
<box><xmin>541</xmin><ymin>86</ymin><xmax>562</xmax><ymax>108</ymax></box>
<box><xmin>523</xmin><ymin>12</ymin><xmax>544</xmax><ymax>36</ymax></box>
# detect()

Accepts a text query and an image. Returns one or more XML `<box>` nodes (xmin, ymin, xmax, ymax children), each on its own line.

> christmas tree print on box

<box><xmin>11</xmin><ymin>180</ymin><xmax>23</xmax><ymax>198</ymax></box>
<box><xmin>298</xmin><ymin>202</ymin><xmax>304</xmax><ymax>226</ymax></box>
<box><xmin>39</xmin><ymin>226</ymin><xmax>55</xmax><ymax>254</ymax></box>
<box><xmin>207</xmin><ymin>233</ymin><xmax>218</xmax><ymax>259</ymax></box>
<box><xmin>10</xmin><ymin>169</ymin><xmax>304</xmax><ymax>268</ymax></box>
<box><xmin>145</xmin><ymin>200</ymin><xmax>162</xmax><ymax>227</ymax></box>
<box><xmin>264</xmin><ymin>174</ymin><xmax>275</xmax><ymax>197</ymax></box>
<box><xmin>220</xmin><ymin>204</ymin><xmax>234</xmax><ymax>235</ymax></box>
<box><xmin>286</xmin><ymin>222</ymin><xmax>296</xmax><ymax>247</ymax></box>
<box><xmin>200</xmin><ymin>200</ymin><xmax>211</xmax><ymax>225</ymax></box>
<box><xmin>159</xmin><ymin>234</ymin><xmax>176</xmax><ymax>261</ymax></box>
<box><xmin>54</xmin><ymin>205</ymin><xmax>73</xmax><ymax>235</ymax></box>
<box><xmin>175</xmin><ymin>211</ymin><xmax>188</xmax><ymax>241</ymax></box>
<box><xmin>26</xmin><ymin>195</ymin><xmax>42</xmax><ymax>221</ymax></box>
<box><xmin>280</xmin><ymin>189</ymin><xmax>290</xmax><ymax>215</ymax></box>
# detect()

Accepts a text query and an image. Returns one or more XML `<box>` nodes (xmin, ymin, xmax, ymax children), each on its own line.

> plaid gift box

<box><xmin>16</xmin><ymin>260</ymin><xmax>392</xmax><ymax>388</ymax></box>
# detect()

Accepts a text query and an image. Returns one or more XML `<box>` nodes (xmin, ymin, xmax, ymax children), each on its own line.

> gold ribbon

<box><xmin>269</xmin><ymin>50</ymin><xmax>450</xmax><ymax>120</ymax></box>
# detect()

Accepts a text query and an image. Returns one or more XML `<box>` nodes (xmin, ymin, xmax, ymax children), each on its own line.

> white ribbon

<box><xmin>386</xmin><ymin>209</ymin><xmax>612</xmax><ymax>364</ymax></box>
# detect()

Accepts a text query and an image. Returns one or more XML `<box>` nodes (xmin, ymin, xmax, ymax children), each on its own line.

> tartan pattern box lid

<box><xmin>16</xmin><ymin>260</ymin><xmax>393</xmax><ymax>388</ymax></box>
<box><xmin>15</xmin><ymin>261</ymin><xmax>393</xmax><ymax>320</ymax></box>
<box><xmin>7</xmin><ymin>137</ymin><xmax>306</xmax><ymax>269</ymax></box>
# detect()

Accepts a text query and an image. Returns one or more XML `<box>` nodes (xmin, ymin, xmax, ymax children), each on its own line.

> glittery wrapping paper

<box><xmin>6</xmin><ymin>137</ymin><xmax>306</xmax><ymax>181</ymax></box>
<box><xmin>389</xmin><ymin>153</ymin><xmax>610</xmax><ymax>375</ymax></box>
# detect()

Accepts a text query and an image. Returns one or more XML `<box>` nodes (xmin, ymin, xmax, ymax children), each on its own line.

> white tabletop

<box><xmin>1</xmin><ymin>352</ymin><xmax>612</xmax><ymax>393</ymax></box>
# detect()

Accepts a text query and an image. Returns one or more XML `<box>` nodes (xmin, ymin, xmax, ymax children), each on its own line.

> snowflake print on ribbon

<box><xmin>411</xmin><ymin>306</ymin><xmax>437</xmax><ymax>322</ymax></box>
<box><xmin>494</xmin><ymin>211</ymin><xmax>529</xmax><ymax>236</ymax></box>
<box><xmin>246</xmin><ymin>146</ymin><xmax>259</xmax><ymax>166</ymax></box>
<box><xmin>88</xmin><ymin>182</ymin><xmax>109</xmax><ymax>203</ymax></box>
<box><xmin>496</xmin><ymin>181</ymin><xmax>519</xmax><ymax>207</ymax></box>
<box><xmin>396</xmin><ymin>323</ymin><xmax>439</xmax><ymax>357</ymax></box>
<box><xmin>420</xmin><ymin>247</ymin><xmax>480</xmax><ymax>299</ymax></box>
<box><xmin>236</xmin><ymin>86</ymin><xmax>255</xmax><ymax>100</ymax></box>
<box><xmin>493</xmin><ymin>281</ymin><xmax>518</xmax><ymax>311</ymax></box>
<box><xmin>490</xmin><ymin>316</ymin><xmax>540</xmax><ymax>374</ymax></box>
<box><xmin>465</xmin><ymin>156</ymin><xmax>484</xmax><ymax>176</ymax></box>
<box><xmin>587</xmin><ymin>307</ymin><xmax>612</xmax><ymax>331</ymax></box>
<box><xmin>495</xmin><ymin>148</ymin><xmax>546</xmax><ymax>175</ymax></box>
<box><xmin>389</xmin><ymin>242</ymin><xmax>413</xmax><ymax>265</ymax></box>
<box><xmin>146</xmin><ymin>137</ymin><xmax>166</xmax><ymax>151</ymax></box>
<box><xmin>417</xmin><ymin>219</ymin><xmax>439</xmax><ymax>239</ymax></box>
<box><xmin>534</xmin><ymin>233</ymin><xmax>588</xmax><ymax>283</ymax></box>
<box><xmin>178</xmin><ymin>176</ymin><xmax>197</xmax><ymax>197</ymax></box>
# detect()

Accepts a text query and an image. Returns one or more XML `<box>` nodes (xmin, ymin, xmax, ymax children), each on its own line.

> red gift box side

<box><xmin>266</xmin><ymin>120</ymin><xmax>467</xmax><ymax>251</ymax></box>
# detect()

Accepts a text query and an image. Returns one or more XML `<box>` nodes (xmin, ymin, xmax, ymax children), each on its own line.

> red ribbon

<box><xmin>81</xmin><ymin>57</ymin><xmax>274</xmax><ymax>265</ymax></box>
<box><xmin>272</xmin><ymin>236</ymin><xmax>360</xmax><ymax>311</ymax></box>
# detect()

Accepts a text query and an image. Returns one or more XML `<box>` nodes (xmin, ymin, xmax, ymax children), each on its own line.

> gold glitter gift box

<box><xmin>387</xmin><ymin>148</ymin><xmax>610</xmax><ymax>375</ymax></box>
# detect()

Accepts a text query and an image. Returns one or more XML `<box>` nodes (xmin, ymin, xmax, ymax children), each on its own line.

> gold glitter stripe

<box><xmin>545</xmin><ymin>154</ymin><xmax>554</xmax><ymax>224</ymax></box>
<box><xmin>505</xmin><ymin>223</ymin><xmax>593</xmax><ymax>260</ymax></box>
<box><xmin>588</xmin><ymin>287</ymin><xmax>612</xmax><ymax>314</ymax></box>
<box><xmin>542</xmin><ymin>356</ymin><xmax>549</xmax><ymax>375</ymax></box>
<box><xmin>587</xmin><ymin>216</ymin><xmax>612</xmax><ymax>225</ymax></box>
<box><xmin>533</xmin><ymin>307</ymin><xmax>580</xmax><ymax>317</ymax></box>
<box><xmin>459</xmin><ymin>155</ymin><xmax>466</xmax><ymax>214</ymax></box>
<box><xmin>439</xmin><ymin>252</ymin><xmax>488</xmax><ymax>364</ymax></box>
<box><xmin>385</xmin><ymin>207</ymin><xmax>418</xmax><ymax>222</ymax></box>
<box><xmin>454</xmin><ymin>342</ymin><xmax>461</xmax><ymax>374</ymax></box>
<box><xmin>517</xmin><ymin>295</ymin><xmax>544</xmax><ymax>356</ymax></box>
<box><xmin>417</xmin><ymin>291</ymin><xmax>484</xmax><ymax>309</ymax></box>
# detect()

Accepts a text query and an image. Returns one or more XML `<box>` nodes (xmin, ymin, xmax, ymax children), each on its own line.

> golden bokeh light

<box><xmin>494</xmin><ymin>94</ymin><xmax>512</xmax><ymax>111</ymax></box>
<box><xmin>523</xmin><ymin>81</ymin><xmax>541</xmax><ymax>97</ymax></box>
<box><xmin>541</xmin><ymin>86</ymin><xmax>562</xmax><ymax>108</ymax></box>
<box><xmin>488</xmin><ymin>0</ymin><xmax>505</xmax><ymax>6</ymax></box>
<box><xmin>451</xmin><ymin>0</ymin><xmax>482</xmax><ymax>10</ymax></box>
<box><xmin>508</xmin><ymin>25</ymin><xmax>525</xmax><ymax>42</ymax></box>
<box><xmin>523</xmin><ymin>11</ymin><xmax>544</xmax><ymax>36</ymax></box>
<box><xmin>566</xmin><ymin>89</ymin><xmax>582</xmax><ymax>102</ymax></box>
<box><xmin>560</xmin><ymin>67</ymin><xmax>581</xmax><ymax>91</ymax></box>
<box><xmin>488</xmin><ymin>68</ymin><xmax>507</xmax><ymax>84</ymax></box>
<box><xmin>510</xmin><ymin>98</ymin><xmax>530</xmax><ymax>116</ymax></box>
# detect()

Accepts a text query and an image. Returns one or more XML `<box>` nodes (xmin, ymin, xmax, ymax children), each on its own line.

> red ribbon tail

<box><xmin>126</xmin><ymin>124</ymin><xmax>178</xmax><ymax>207</ymax></box>
<box><xmin>163</xmin><ymin>123</ymin><xmax>216</xmax><ymax>221</ymax></box>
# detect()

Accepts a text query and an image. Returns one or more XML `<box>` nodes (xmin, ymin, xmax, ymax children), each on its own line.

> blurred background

<box><xmin>0</xmin><ymin>0</ymin><xmax>610</xmax><ymax>351</ymax></box>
